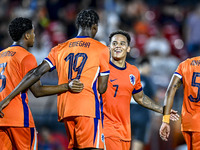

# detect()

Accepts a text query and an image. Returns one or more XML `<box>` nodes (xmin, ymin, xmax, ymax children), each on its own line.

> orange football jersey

<box><xmin>102</xmin><ymin>61</ymin><xmax>142</xmax><ymax>141</ymax></box>
<box><xmin>44</xmin><ymin>36</ymin><xmax>110</xmax><ymax>121</ymax></box>
<box><xmin>175</xmin><ymin>56</ymin><xmax>200</xmax><ymax>131</ymax></box>
<box><xmin>0</xmin><ymin>45</ymin><xmax>37</xmax><ymax>127</ymax></box>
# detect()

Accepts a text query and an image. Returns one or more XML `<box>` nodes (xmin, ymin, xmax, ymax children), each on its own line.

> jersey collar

<box><xmin>76</xmin><ymin>36</ymin><xmax>90</xmax><ymax>38</ymax></box>
<box><xmin>109</xmin><ymin>60</ymin><xmax>126</xmax><ymax>70</ymax></box>
<box><xmin>10</xmin><ymin>44</ymin><xmax>23</xmax><ymax>48</ymax></box>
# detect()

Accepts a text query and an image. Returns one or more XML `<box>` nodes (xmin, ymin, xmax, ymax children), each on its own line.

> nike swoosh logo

<box><xmin>110</xmin><ymin>79</ymin><xmax>117</xmax><ymax>82</ymax></box>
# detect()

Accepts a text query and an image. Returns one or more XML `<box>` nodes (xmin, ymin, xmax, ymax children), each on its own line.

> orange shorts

<box><xmin>0</xmin><ymin>127</ymin><xmax>37</xmax><ymax>150</ymax></box>
<box><xmin>105</xmin><ymin>136</ymin><xmax>131</xmax><ymax>150</ymax></box>
<box><xmin>64</xmin><ymin>116</ymin><xmax>104</xmax><ymax>149</ymax></box>
<box><xmin>182</xmin><ymin>131</ymin><xmax>200</xmax><ymax>150</ymax></box>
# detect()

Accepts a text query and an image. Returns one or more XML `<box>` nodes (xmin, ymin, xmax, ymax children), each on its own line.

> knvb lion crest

<box><xmin>129</xmin><ymin>74</ymin><xmax>135</xmax><ymax>85</ymax></box>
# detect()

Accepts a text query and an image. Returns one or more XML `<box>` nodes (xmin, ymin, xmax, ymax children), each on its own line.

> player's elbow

<box><xmin>31</xmin><ymin>88</ymin><xmax>43</xmax><ymax>98</ymax></box>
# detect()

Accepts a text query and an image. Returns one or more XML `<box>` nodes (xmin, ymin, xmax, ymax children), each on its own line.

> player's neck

<box><xmin>111</xmin><ymin>58</ymin><xmax>126</xmax><ymax>68</ymax></box>
<box><xmin>12</xmin><ymin>41</ymin><xmax>28</xmax><ymax>50</ymax></box>
<box><xmin>77</xmin><ymin>28</ymin><xmax>93</xmax><ymax>38</ymax></box>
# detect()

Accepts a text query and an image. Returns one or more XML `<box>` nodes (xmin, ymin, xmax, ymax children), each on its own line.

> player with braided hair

<box><xmin>0</xmin><ymin>17</ymin><xmax>81</xmax><ymax>150</ymax></box>
<box><xmin>75</xmin><ymin>9</ymin><xmax>99</xmax><ymax>29</ymax></box>
<box><xmin>0</xmin><ymin>9</ymin><xmax>109</xmax><ymax>150</ymax></box>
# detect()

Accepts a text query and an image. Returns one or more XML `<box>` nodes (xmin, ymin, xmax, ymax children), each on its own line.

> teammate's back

<box><xmin>175</xmin><ymin>56</ymin><xmax>200</xmax><ymax>131</ymax></box>
<box><xmin>45</xmin><ymin>36</ymin><xmax>110</xmax><ymax>121</ymax></box>
<box><xmin>0</xmin><ymin>45</ymin><xmax>37</xmax><ymax>127</ymax></box>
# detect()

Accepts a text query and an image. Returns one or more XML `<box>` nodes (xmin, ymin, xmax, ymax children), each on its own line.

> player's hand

<box><xmin>68</xmin><ymin>79</ymin><xmax>84</xmax><ymax>93</ymax></box>
<box><xmin>160</xmin><ymin>122</ymin><xmax>170</xmax><ymax>141</ymax></box>
<box><xmin>0</xmin><ymin>98</ymin><xmax>12</xmax><ymax>118</ymax></box>
<box><xmin>170</xmin><ymin>109</ymin><xmax>179</xmax><ymax>121</ymax></box>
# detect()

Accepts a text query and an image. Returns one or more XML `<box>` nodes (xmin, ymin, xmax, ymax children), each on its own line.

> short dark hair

<box><xmin>109</xmin><ymin>30</ymin><xmax>131</xmax><ymax>46</ymax></box>
<box><xmin>9</xmin><ymin>17</ymin><xmax>33</xmax><ymax>41</ymax></box>
<box><xmin>75</xmin><ymin>9</ymin><xmax>99</xmax><ymax>29</ymax></box>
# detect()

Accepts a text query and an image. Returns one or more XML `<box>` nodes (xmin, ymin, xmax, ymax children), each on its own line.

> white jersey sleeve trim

<box><xmin>100</xmin><ymin>70</ymin><xmax>110</xmax><ymax>76</ymax></box>
<box><xmin>174</xmin><ymin>72</ymin><xmax>182</xmax><ymax>79</ymax></box>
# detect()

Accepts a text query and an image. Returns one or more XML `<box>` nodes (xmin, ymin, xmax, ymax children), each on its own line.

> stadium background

<box><xmin>1</xmin><ymin>0</ymin><xmax>200</xmax><ymax>149</ymax></box>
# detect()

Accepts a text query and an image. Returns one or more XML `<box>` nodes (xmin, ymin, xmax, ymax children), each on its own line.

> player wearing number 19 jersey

<box><xmin>44</xmin><ymin>10</ymin><xmax>110</xmax><ymax>149</ymax></box>
<box><xmin>160</xmin><ymin>57</ymin><xmax>200</xmax><ymax>150</ymax></box>
<box><xmin>44</xmin><ymin>34</ymin><xmax>109</xmax><ymax>149</ymax></box>
<box><xmin>45</xmin><ymin>36</ymin><xmax>109</xmax><ymax>120</ymax></box>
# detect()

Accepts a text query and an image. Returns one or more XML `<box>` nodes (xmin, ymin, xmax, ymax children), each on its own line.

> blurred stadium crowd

<box><xmin>1</xmin><ymin>0</ymin><xmax>200</xmax><ymax>149</ymax></box>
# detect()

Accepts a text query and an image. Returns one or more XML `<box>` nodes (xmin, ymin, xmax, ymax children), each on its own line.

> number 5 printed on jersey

<box><xmin>65</xmin><ymin>53</ymin><xmax>88</xmax><ymax>80</ymax></box>
<box><xmin>0</xmin><ymin>62</ymin><xmax>7</xmax><ymax>92</ymax></box>
<box><xmin>189</xmin><ymin>72</ymin><xmax>200</xmax><ymax>102</ymax></box>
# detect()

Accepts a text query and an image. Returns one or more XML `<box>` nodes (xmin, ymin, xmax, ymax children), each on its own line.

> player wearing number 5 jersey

<box><xmin>0</xmin><ymin>10</ymin><xmax>110</xmax><ymax>150</ymax></box>
<box><xmin>102</xmin><ymin>30</ymin><xmax>179</xmax><ymax>150</ymax></box>
<box><xmin>160</xmin><ymin>57</ymin><xmax>200</xmax><ymax>150</ymax></box>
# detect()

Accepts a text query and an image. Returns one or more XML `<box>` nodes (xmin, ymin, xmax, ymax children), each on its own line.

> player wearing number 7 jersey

<box><xmin>0</xmin><ymin>10</ymin><xmax>110</xmax><ymax>150</ymax></box>
<box><xmin>160</xmin><ymin>57</ymin><xmax>200</xmax><ymax>150</ymax></box>
<box><xmin>102</xmin><ymin>30</ymin><xmax>179</xmax><ymax>150</ymax></box>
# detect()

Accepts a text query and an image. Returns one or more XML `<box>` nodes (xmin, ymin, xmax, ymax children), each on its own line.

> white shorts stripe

<box><xmin>33</xmin><ymin>128</ymin><xmax>37</xmax><ymax>150</ymax></box>
<box><xmin>96</xmin><ymin>121</ymin><xmax>100</xmax><ymax>148</ymax></box>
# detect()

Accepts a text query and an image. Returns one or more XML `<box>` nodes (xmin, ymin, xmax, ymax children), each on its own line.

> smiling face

<box><xmin>110</xmin><ymin>34</ymin><xmax>130</xmax><ymax>61</ymax></box>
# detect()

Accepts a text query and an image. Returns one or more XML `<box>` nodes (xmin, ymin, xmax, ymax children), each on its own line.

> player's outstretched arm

<box><xmin>30</xmin><ymin>79</ymin><xmax>84</xmax><ymax>98</ymax></box>
<box><xmin>0</xmin><ymin>60</ymin><xmax>84</xmax><ymax>117</ymax></box>
<box><xmin>0</xmin><ymin>61</ymin><xmax>50</xmax><ymax>116</ymax></box>
<box><xmin>160</xmin><ymin>75</ymin><xmax>182</xmax><ymax>141</ymax></box>
<box><xmin>132</xmin><ymin>90</ymin><xmax>179</xmax><ymax>120</ymax></box>
<box><xmin>133</xmin><ymin>90</ymin><xmax>163</xmax><ymax>113</ymax></box>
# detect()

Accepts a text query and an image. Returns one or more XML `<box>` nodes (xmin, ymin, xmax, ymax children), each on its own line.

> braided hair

<box><xmin>9</xmin><ymin>17</ymin><xmax>33</xmax><ymax>41</ymax></box>
<box><xmin>109</xmin><ymin>30</ymin><xmax>131</xmax><ymax>46</ymax></box>
<box><xmin>75</xmin><ymin>9</ymin><xmax>99</xmax><ymax>29</ymax></box>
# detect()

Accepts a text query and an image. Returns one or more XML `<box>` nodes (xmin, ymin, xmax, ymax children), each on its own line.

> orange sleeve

<box><xmin>21</xmin><ymin>54</ymin><xmax>37</xmax><ymax>77</ymax></box>
<box><xmin>44</xmin><ymin>46</ymin><xmax>58</xmax><ymax>71</ymax></box>
<box><xmin>99</xmin><ymin>47</ymin><xmax>110</xmax><ymax>76</ymax></box>
<box><xmin>174</xmin><ymin>61</ymin><xmax>184</xmax><ymax>80</ymax></box>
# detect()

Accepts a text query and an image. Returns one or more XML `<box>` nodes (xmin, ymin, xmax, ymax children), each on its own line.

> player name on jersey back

<box><xmin>0</xmin><ymin>51</ymin><xmax>16</xmax><ymax>58</ymax></box>
<box><xmin>69</xmin><ymin>41</ymin><xmax>90</xmax><ymax>48</ymax></box>
<box><xmin>190</xmin><ymin>60</ymin><xmax>200</xmax><ymax>66</ymax></box>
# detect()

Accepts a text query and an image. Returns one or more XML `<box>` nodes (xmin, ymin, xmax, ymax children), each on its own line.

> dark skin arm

<box><xmin>98</xmin><ymin>75</ymin><xmax>109</xmax><ymax>94</ymax></box>
<box><xmin>133</xmin><ymin>90</ymin><xmax>179</xmax><ymax>119</ymax></box>
<box><xmin>163</xmin><ymin>75</ymin><xmax>182</xmax><ymax>115</ymax></box>
<box><xmin>160</xmin><ymin>75</ymin><xmax>182</xmax><ymax>141</ymax></box>
<box><xmin>0</xmin><ymin>61</ymin><xmax>84</xmax><ymax>117</ymax></box>
<box><xmin>133</xmin><ymin>90</ymin><xmax>163</xmax><ymax>113</ymax></box>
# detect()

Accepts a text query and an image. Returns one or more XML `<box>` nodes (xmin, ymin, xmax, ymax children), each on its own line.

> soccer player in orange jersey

<box><xmin>0</xmin><ymin>10</ymin><xmax>110</xmax><ymax>150</ymax></box>
<box><xmin>160</xmin><ymin>57</ymin><xmax>200</xmax><ymax>150</ymax></box>
<box><xmin>102</xmin><ymin>30</ymin><xmax>179</xmax><ymax>150</ymax></box>
<box><xmin>0</xmin><ymin>18</ymin><xmax>83</xmax><ymax>150</ymax></box>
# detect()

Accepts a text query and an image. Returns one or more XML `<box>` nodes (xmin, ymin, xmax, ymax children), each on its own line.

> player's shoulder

<box><xmin>88</xmin><ymin>38</ymin><xmax>108</xmax><ymax>49</ymax></box>
<box><xmin>126</xmin><ymin>62</ymin><xmax>139</xmax><ymax>72</ymax></box>
<box><xmin>51</xmin><ymin>41</ymin><xmax>68</xmax><ymax>52</ymax></box>
<box><xmin>4</xmin><ymin>46</ymin><xmax>33</xmax><ymax>59</ymax></box>
<box><xmin>179</xmin><ymin>56</ymin><xmax>200</xmax><ymax>66</ymax></box>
